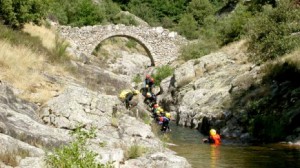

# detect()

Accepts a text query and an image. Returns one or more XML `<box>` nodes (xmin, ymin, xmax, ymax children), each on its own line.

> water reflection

<box><xmin>165</xmin><ymin>122</ymin><xmax>300</xmax><ymax>168</ymax></box>
<box><xmin>210</xmin><ymin>145</ymin><xmax>220</xmax><ymax>168</ymax></box>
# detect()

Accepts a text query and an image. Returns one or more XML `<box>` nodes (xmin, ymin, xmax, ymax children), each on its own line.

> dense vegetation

<box><xmin>229</xmin><ymin>61</ymin><xmax>300</xmax><ymax>142</ymax></box>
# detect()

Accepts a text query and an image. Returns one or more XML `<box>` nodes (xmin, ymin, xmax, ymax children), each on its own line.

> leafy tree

<box><xmin>246</xmin><ymin>0</ymin><xmax>300</xmax><ymax>63</ymax></box>
<box><xmin>0</xmin><ymin>0</ymin><xmax>47</xmax><ymax>29</ymax></box>
<box><xmin>47</xmin><ymin>0</ymin><xmax>121</xmax><ymax>27</ymax></box>
<box><xmin>175</xmin><ymin>13</ymin><xmax>199</xmax><ymax>39</ymax></box>
<box><xmin>217</xmin><ymin>4</ymin><xmax>251</xmax><ymax>45</ymax></box>
<box><xmin>187</xmin><ymin>0</ymin><xmax>215</xmax><ymax>25</ymax></box>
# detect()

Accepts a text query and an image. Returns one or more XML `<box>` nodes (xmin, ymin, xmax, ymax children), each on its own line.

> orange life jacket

<box><xmin>210</xmin><ymin>134</ymin><xmax>221</xmax><ymax>145</ymax></box>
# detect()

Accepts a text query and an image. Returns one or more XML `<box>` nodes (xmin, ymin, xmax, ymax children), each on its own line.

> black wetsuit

<box><xmin>125</xmin><ymin>92</ymin><xmax>134</xmax><ymax>109</ymax></box>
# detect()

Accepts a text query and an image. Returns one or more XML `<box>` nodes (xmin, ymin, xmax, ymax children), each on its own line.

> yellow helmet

<box><xmin>165</xmin><ymin>112</ymin><xmax>171</xmax><ymax>119</ymax></box>
<box><xmin>210</xmin><ymin>129</ymin><xmax>216</xmax><ymax>136</ymax></box>
<box><xmin>133</xmin><ymin>90</ymin><xmax>140</xmax><ymax>95</ymax></box>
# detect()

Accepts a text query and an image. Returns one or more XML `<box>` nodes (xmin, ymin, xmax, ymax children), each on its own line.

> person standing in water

<box><xmin>203</xmin><ymin>129</ymin><xmax>221</xmax><ymax>145</ymax></box>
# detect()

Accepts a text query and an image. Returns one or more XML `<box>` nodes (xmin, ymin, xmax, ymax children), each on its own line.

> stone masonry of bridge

<box><xmin>59</xmin><ymin>24</ymin><xmax>188</xmax><ymax>66</ymax></box>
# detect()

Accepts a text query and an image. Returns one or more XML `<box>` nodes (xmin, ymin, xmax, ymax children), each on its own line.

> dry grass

<box><xmin>0</xmin><ymin>40</ymin><xmax>45</xmax><ymax>86</ymax></box>
<box><xmin>0</xmin><ymin>23</ymin><xmax>69</xmax><ymax>104</ymax></box>
<box><xmin>220</xmin><ymin>40</ymin><xmax>249</xmax><ymax>64</ymax></box>
<box><xmin>281</xmin><ymin>48</ymin><xmax>300</xmax><ymax>65</ymax></box>
<box><xmin>23</xmin><ymin>23</ymin><xmax>56</xmax><ymax>50</ymax></box>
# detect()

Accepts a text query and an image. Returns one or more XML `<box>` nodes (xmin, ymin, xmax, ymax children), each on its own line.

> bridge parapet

<box><xmin>59</xmin><ymin>24</ymin><xmax>188</xmax><ymax>66</ymax></box>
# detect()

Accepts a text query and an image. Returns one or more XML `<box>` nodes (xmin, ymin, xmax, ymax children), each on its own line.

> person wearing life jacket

<box><xmin>144</xmin><ymin>74</ymin><xmax>151</xmax><ymax>86</ymax></box>
<box><xmin>155</xmin><ymin>107</ymin><xmax>164</xmax><ymax>121</ymax></box>
<box><xmin>165</xmin><ymin>112</ymin><xmax>171</xmax><ymax>120</ymax></box>
<box><xmin>203</xmin><ymin>129</ymin><xmax>221</xmax><ymax>145</ymax></box>
<box><xmin>158</xmin><ymin>116</ymin><xmax>170</xmax><ymax>132</ymax></box>
<box><xmin>119</xmin><ymin>89</ymin><xmax>140</xmax><ymax>109</ymax></box>
<box><xmin>151</xmin><ymin>103</ymin><xmax>159</xmax><ymax>118</ymax></box>
<box><xmin>148</xmin><ymin>77</ymin><xmax>155</xmax><ymax>93</ymax></box>
<box><xmin>144</xmin><ymin>74</ymin><xmax>152</xmax><ymax>92</ymax></box>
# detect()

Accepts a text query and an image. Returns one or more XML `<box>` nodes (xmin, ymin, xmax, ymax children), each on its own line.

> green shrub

<box><xmin>48</xmin><ymin>0</ymin><xmax>118</xmax><ymax>27</ymax></box>
<box><xmin>132</xmin><ymin>74</ymin><xmax>142</xmax><ymax>84</ymax></box>
<box><xmin>246</xmin><ymin>0</ymin><xmax>300</xmax><ymax>63</ymax></box>
<box><xmin>174</xmin><ymin>13</ymin><xmax>199</xmax><ymax>40</ymax></box>
<box><xmin>46</xmin><ymin>126</ymin><xmax>113</xmax><ymax>168</ymax></box>
<box><xmin>126</xmin><ymin>145</ymin><xmax>146</xmax><ymax>159</ymax></box>
<box><xmin>186</xmin><ymin>0</ymin><xmax>215</xmax><ymax>26</ymax></box>
<box><xmin>180</xmin><ymin>40</ymin><xmax>219</xmax><ymax>61</ymax></box>
<box><xmin>50</xmin><ymin>34</ymin><xmax>69</xmax><ymax>63</ymax></box>
<box><xmin>112</xmin><ymin>12</ymin><xmax>138</xmax><ymax>26</ymax></box>
<box><xmin>152</xmin><ymin>65</ymin><xmax>174</xmax><ymax>86</ymax></box>
<box><xmin>0</xmin><ymin>0</ymin><xmax>47</xmax><ymax>29</ymax></box>
<box><xmin>217</xmin><ymin>4</ymin><xmax>251</xmax><ymax>45</ymax></box>
<box><xmin>125</xmin><ymin>39</ymin><xmax>137</xmax><ymax>48</ymax></box>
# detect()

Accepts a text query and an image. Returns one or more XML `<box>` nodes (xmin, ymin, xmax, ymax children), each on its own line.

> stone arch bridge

<box><xmin>59</xmin><ymin>24</ymin><xmax>188</xmax><ymax>66</ymax></box>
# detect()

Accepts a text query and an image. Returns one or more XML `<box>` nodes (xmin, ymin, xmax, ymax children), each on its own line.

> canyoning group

<box><xmin>119</xmin><ymin>74</ymin><xmax>171</xmax><ymax>133</ymax></box>
<box><xmin>119</xmin><ymin>74</ymin><xmax>221</xmax><ymax>144</ymax></box>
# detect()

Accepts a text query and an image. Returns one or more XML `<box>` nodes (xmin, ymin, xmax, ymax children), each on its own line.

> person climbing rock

<box><xmin>148</xmin><ymin>77</ymin><xmax>155</xmax><ymax>93</ymax></box>
<box><xmin>159</xmin><ymin>116</ymin><xmax>170</xmax><ymax>133</ymax></box>
<box><xmin>151</xmin><ymin>103</ymin><xmax>159</xmax><ymax>118</ymax></box>
<box><xmin>155</xmin><ymin>107</ymin><xmax>164</xmax><ymax>121</ymax></box>
<box><xmin>144</xmin><ymin>92</ymin><xmax>157</xmax><ymax>107</ymax></box>
<box><xmin>119</xmin><ymin>89</ymin><xmax>140</xmax><ymax>109</ymax></box>
<box><xmin>144</xmin><ymin>74</ymin><xmax>151</xmax><ymax>90</ymax></box>
<box><xmin>203</xmin><ymin>129</ymin><xmax>221</xmax><ymax>145</ymax></box>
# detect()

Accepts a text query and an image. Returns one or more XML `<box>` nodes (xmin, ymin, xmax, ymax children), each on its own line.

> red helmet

<box><xmin>146</xmin><ymin>74</ymin><xmax>151</xmax><ymax>79</ymax></box>
<box><xmin>150</xmin><ymin>78</ymin><xmax>154</xmax><ymax>82</ymax></box>
<box><xmin>153</xmin><ymin>104</ymin><xmax>159</xmax><ymax>108</ymax></box>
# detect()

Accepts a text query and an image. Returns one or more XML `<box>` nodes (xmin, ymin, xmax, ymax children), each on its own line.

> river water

<box><xmin>157</xmin><ymin>122</ymin><xmax>300</xmax><ymax>168</ymax></box>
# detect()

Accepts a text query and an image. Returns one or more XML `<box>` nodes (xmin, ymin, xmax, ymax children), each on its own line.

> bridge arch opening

<box><xmin>92</xmin><ymin>34</ymin><xmax>155</xmax><ymax>66</ymax></box>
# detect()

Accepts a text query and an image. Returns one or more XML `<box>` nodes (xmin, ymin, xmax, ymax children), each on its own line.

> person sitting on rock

<box><xmin>203</xmin><ymin>129</ymin><xmax>221</xmax><ymax>145</ymax></box>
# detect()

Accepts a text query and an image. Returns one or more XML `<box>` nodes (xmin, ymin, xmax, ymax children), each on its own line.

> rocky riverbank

<box><xmin>0</xmin><ymin>35</ymin><xmax>190</xmax><ymax>167</ymax></box>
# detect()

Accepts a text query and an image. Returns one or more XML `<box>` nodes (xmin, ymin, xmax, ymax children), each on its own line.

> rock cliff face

<box><xmin>160</xmin><ymin>41</ymin><xmax>263</xmax><ymax>140</ymax></box>
<box><xmin>0</xmin><ymin>41</ymin><xmax>190</xmax><ymax>167</ymax></box>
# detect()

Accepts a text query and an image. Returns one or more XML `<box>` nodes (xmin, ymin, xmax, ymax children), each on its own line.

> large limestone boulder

<box><xmin>0</xmin><ymin>84</ymin><xmax>70</xmax><ymax>148</ymax></box>
<box><xmin>118</xmin><ymin>115</ymin><xmax>154</xmax><ymax>139</ymax></box>
<box><xmin>121</xmin><ymin>151</ymin><xmax>191</xmax><ymax>168</ymax></box>
<box><xmin>40</xmin><ymin>85</ymin><xmax>121</xmax><ymax>130</ymax></box>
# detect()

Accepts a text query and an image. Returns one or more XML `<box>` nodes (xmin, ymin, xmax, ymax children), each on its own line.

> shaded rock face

<box><xmin>161</xmin><ymin>51</ymin><xmax>262</xmax><ymax>138</ymax></box>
